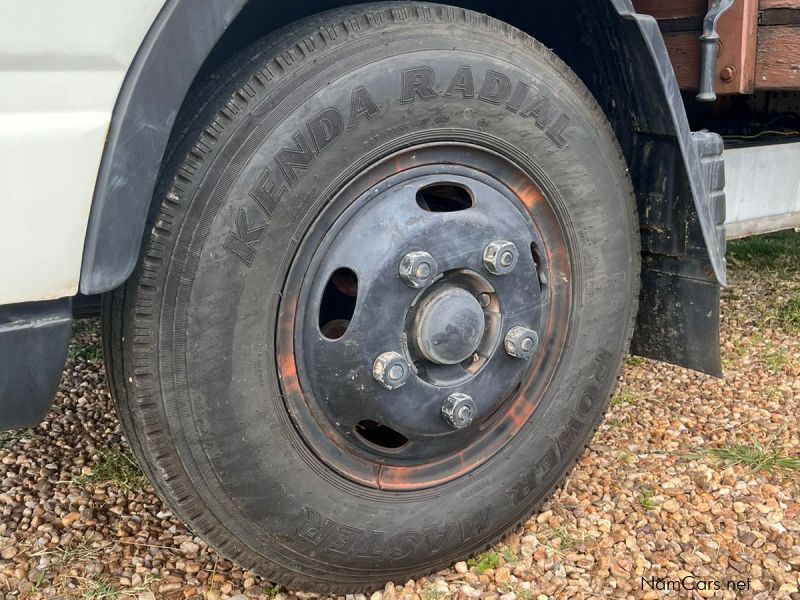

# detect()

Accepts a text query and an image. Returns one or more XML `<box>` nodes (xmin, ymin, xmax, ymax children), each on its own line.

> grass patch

<box><xmin>422</xmin><ymin>586</ymin><xmax>446</xmax><ymax>600</ymax></box>
<box><xmin>618</xmin><ymin>451</ymin><xmax>635</xmax><ymax>465</ymax></box>
<box><xmin>68</xmin><ymin>341</ymin><xmax>103</xmax><ymax>364</ymax></box>
<box><xmin>81</xmin><ymin>578</ymin><xmax>119</xmax><ymax>600</ymax></box>
<box><xmin>626</xmin><ymin>355</ymin><xmax>647</xmax><ymax>367</ymax></box>
<box><xmin>59</xmin><ymin>536</ymin><xmax>102</xmax><ymax>564</ymax></box>
<box><xmin>605</xmin><ymin>417</ymin><xmax>624</xmax><ymax>428</ymax></box>
<box><xmin>727</xmin><ymin>230</ymin><xmax>800</xmax><ymax>274</ymax></box>
<box><xmin>637</xmin><ymin>487</ymin><xmax>656</xmax><ymax>511</ymax></box>
<box><xmin>72</xmin><ymin>447</ymin><xmax>146</xmax><ymax>492</ymax></box>
<box><xmin>610</xmin><ymin>390</ymin><xmax>639</xmax><ymax>407</ymax></box>
<box><xmin>507</xmin><ymin>584</ymin><xmax>532</xmax><ymax>600</ymax></box>
<box><xmin>0</xmin><ymin>429</ymin><xmax>30</xmax><ymax>450</ymax></box>
<box><xmin>59</xmin><ymin>573</ymin><xmax>159</xmax><ymax>599</ymax></box>
<box><xmin>511</xmin><ymin>583</ymin><xmax>533</xmax><ymax>600</ymax></box>
<box><xmin>777</xmin><ymin>293</ymin><xmax>800</xmax><ymax>334</ymax></box>
<box><xmin>764</xmin><ymin>349</ymin><xmax>788</xmax><ymax>373</ymax></box>
<box><xmin>548</xmin><ymin>526</ymin><xmax>574</xmax><ymax>551</ymax></box>
<box><xmin>693</xmin><ymin>440</ymin><xmax>800</xmax><ymax>474</ymax></box>
<box><xmin>763</xmin><ymin>387</ymin><xmax>779</xmax><ymax>399</ymax></box>
<box><xmin>467</xmin><ymin>551</ymin><xmax>500</xmax><ymax>574</ymax></box>
<box><xmin>499</xmin><ymin>546</ymin><xmax>520</xmax><ymax>564</ymax></box>
<box><xmin>30</xmin><ymin>534</ymin><xmax>107</xmax><ymax>568</ymax></box>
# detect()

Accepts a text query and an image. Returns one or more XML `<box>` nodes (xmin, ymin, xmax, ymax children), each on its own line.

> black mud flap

<box><xmin>0</xmin><ymin>300</ymin><xmax>72</xmax><ymax>430</ymax></box>
<box><xmin>631</xmin><ymin>131</ymin><xmax>725</xmax><ymax>377</ymax></box>
<box><xmin>632</xmin><ymin>272</ymin><xmax>721</xmax><ymax>377</ymax></box>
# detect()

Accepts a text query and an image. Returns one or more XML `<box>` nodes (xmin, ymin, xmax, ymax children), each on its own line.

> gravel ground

<box><xmin>1</xmin><ymin>233</ymin><xmax>798</xmax><ymax>600</ymax></box>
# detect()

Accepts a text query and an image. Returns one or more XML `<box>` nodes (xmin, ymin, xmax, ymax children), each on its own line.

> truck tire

<box><xmin>103</xmin><ymin>3</ymin><xmax>639</xmax><ymax>591</ymax></box>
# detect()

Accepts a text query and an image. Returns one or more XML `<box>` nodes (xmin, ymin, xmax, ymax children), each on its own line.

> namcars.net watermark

<box><xmin>642</xmin><ymin>576</ymin><xmax>752</xmax><ymax>594</ymax></box>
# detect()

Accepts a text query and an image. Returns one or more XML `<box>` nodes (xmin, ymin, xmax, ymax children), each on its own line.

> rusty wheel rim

<box><xmin>276</xmin><ymin>142</ymin><xmax>572</xmax><ymax>491</ymax></box>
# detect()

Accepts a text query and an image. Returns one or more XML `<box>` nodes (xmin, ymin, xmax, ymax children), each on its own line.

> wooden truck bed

<box><xmin>633</xmin><ymin>0</ymin><xmax>800</xmax><ymax>94</ymax></box>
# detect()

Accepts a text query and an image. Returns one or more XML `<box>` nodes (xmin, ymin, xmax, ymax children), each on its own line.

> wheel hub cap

<box><xmin>414</xmin><ymin>286</ymin><xmax>485</xmax><ymax>365</ymax></box>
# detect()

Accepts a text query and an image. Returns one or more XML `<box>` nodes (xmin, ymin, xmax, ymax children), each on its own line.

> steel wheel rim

<box><xmin>276</xmin><ymin>142</ymin><xmax>572</xmax><ymax>490</ymax></box>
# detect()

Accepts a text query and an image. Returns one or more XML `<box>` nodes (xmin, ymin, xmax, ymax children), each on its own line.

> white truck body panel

<box><xmin>0</xmin><ymin>1</ymin><xmax>164</xmax><ymax>305</ymax></box>
<box><xmin>724</xmin><ymin>142</ymin><xmax>800</xmax><ymax>239</ymax></box>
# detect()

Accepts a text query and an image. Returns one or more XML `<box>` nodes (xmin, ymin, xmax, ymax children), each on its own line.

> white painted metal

<box><xmin>724</xmin><ymin>141</ymin><xmax>800</xmax><ymax>239</ymax></box>
<box><xmin>0</xmin><ymin>1</ymin><xmax>164</xmax><ymax>305</ymax></box>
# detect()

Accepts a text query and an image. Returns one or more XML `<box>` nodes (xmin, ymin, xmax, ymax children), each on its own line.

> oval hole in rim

<box><xmin>318</xmin><ymin>268</ymin><xmax>358</xmax><ymax>340</ymax></box>
<box><xmin>416</xmin><ymin>183</ymin><xmax>473</xmax><ymax>212</ymax></box>
<box><xmin>354</xmin><ymin>420</ymin><xmax>409</xmax><ymax>450</ymax></box>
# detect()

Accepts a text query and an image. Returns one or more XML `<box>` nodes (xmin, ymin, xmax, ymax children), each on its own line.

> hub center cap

<box><xmin>414</xmin><ymin>286</ymin><xmax>486</xmax><ymax>365</ymax></box>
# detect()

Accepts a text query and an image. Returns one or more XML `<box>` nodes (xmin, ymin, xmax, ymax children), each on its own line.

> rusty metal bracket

<box><xmin>697</xmin><ymin>0</ymin><xmax>736</xmax><ymax>101</ymax></box>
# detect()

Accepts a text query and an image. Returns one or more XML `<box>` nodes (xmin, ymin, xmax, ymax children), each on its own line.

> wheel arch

<box><xmin>85</xmin><ymin>0</ymin><xmax>723</xmax><ymax>375</ymax></box>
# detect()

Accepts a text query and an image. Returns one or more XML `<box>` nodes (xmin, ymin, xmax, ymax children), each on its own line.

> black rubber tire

<box><xmin>103</xmin><ymin>3</ymin><xmax>640</xmax><ymax>592</ymax></box>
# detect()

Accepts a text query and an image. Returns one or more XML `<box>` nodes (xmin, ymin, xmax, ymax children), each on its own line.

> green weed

<box><xmin>548</xmin><ymin>527</ymin><xmax>574</xmax><ymax>551</ymax></box>
<box><xmin>0</xmin><ymin>429</ymin><xmax>29</xmax><ymax>449</ymax></box>
<box><xmin>80</xmin><ymin>578</ymin><xmax>118</xmax><ymax>600</ymax></box>
<box><xmin>764</xmin><ymin>349</ymin><xmax>788</xmax><ymax>373</ymax></box>
<box><xmin>610</xmin><ymin>390</ymin><xmax>639</xmax><ymax>407</ymax></box>
<box><xmin>637</xmin><ymin>487</ymin><xmax>656</xmax><ymax>511</ymax></box>
<box><xmin>694</xmin><ymin>440</ymin><xmax>800</xmax><ymax>474</ymax></box>
<box><xmin>626</xmin><ymin>355</ymin><xmax>647</xmax><ymax>367</ymax></box>
<box><xmin>68</xmin><ymin>341</ymin><xmax>103</xmax><ymax>363</ymax></box>
<box><xmin>777</xmin><ymin>293</ymin><xmax>800</xmax><ymax>333</ymax></box>
<box><xmin>72</xmin><ymin>448</ymin><xmax>146</xmax><ymax>492</ymax></box>
<box><xmin>467</xmin><ymin>551</ymin><xmax>500</xmax><ymax>574</ymax></box>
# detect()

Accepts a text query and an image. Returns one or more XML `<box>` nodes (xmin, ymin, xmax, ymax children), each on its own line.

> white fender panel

<box><xmin>0</xmin><ymin>1</ymin><xmax>164</xmax><ymax>305</ymax></box>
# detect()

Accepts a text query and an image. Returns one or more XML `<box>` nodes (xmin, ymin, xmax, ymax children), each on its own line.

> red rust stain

<box><xmin>506</xmin><ymin>399</ymin><xmax>534</xmax><ymax>430</ymax></box>
<box><xmin>379</xmin><ymin>467</ymin><xmax>463</xmax><ymax>491</ymax></box>
<box><xmin>513</xmin><ymin>182</ymin><xmax>547</xmax><ymax>211</ymax></box>
<box><xmin>277</xmin><ymin>352</ymin><xmax>301</xmax><ymax>394</ymax></box>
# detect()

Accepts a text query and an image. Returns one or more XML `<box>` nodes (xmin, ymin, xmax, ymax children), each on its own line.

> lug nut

<box><xmin>441</xmin><ymin>393</ymin><xmax>477</xmax><ymax>429</ymax></box>
<box><xmin>483</xmin><ymin>241</ymin><xmax>519</xmax><ymax>275</ymax></box>
<box><xmin>399</xmin><ymin>251</ymin><xmax>437</xmax><ymax>289</ymax></box>
<box><xmin>372</xmin><ymin>351</ymin><xmax>410</xmax><ymax>390</ymax></box>
<box><xmin>504</xmin><ymin>326</ymin><xmax>539</xmax><ymax>359</ymax></box>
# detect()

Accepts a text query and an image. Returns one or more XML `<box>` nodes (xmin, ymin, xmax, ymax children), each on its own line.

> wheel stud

<box><xmin>373</xmin><ymin>351</ymin><xmax>410</xmax><ymax>390</ymax></box>
<box><xmin>504</xmin><ymin>326</ymin><xmax>539</xmax><ymax>359</ymax></box>
<box><xmin>483</xmin><ymin>241</ymin><xmax>518</xmax><ymax>275</ymax></box>
<box><xmin>441</xmin><ymin>393</ymin><xmax>477</xmax><ymax>429</ymax></box>
<box><xmin>399</xmin><ymin>251</ymin><xmax>437</xmax><ymax>289</ymax></box>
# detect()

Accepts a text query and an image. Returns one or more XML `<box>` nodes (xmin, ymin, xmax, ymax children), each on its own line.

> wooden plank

<box><xmin>760</xmin><ymin>9</ymin><xmax>800</xmax><ymax>26</ymax></box>
<box><xmin>761</xmin><ymin>0</ymin><xmax>800</xmax><ymax>9</ymax></box>
<box><xmin>665</xmin><ymin>25</ymin><xmax>800</xmax><ymax>90</ymax></box>
<box><xmin>631</xmin><ymin>0</ymin><xmax>706</xmax><ymax>19</ymax></box>
<box><xmin>663</xmin><ymin>32</ymin><xmax>702</xmax><ymax>89</ymax></box>
<box><xmin>755</xmin><ymin>25</ymin><xmax>800</xmax><ymax>88</ymax></box>
<box><xmin>633</xmin><ymin>0</ymin><xmax>800</xmax><ymax>18</ymax></box>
